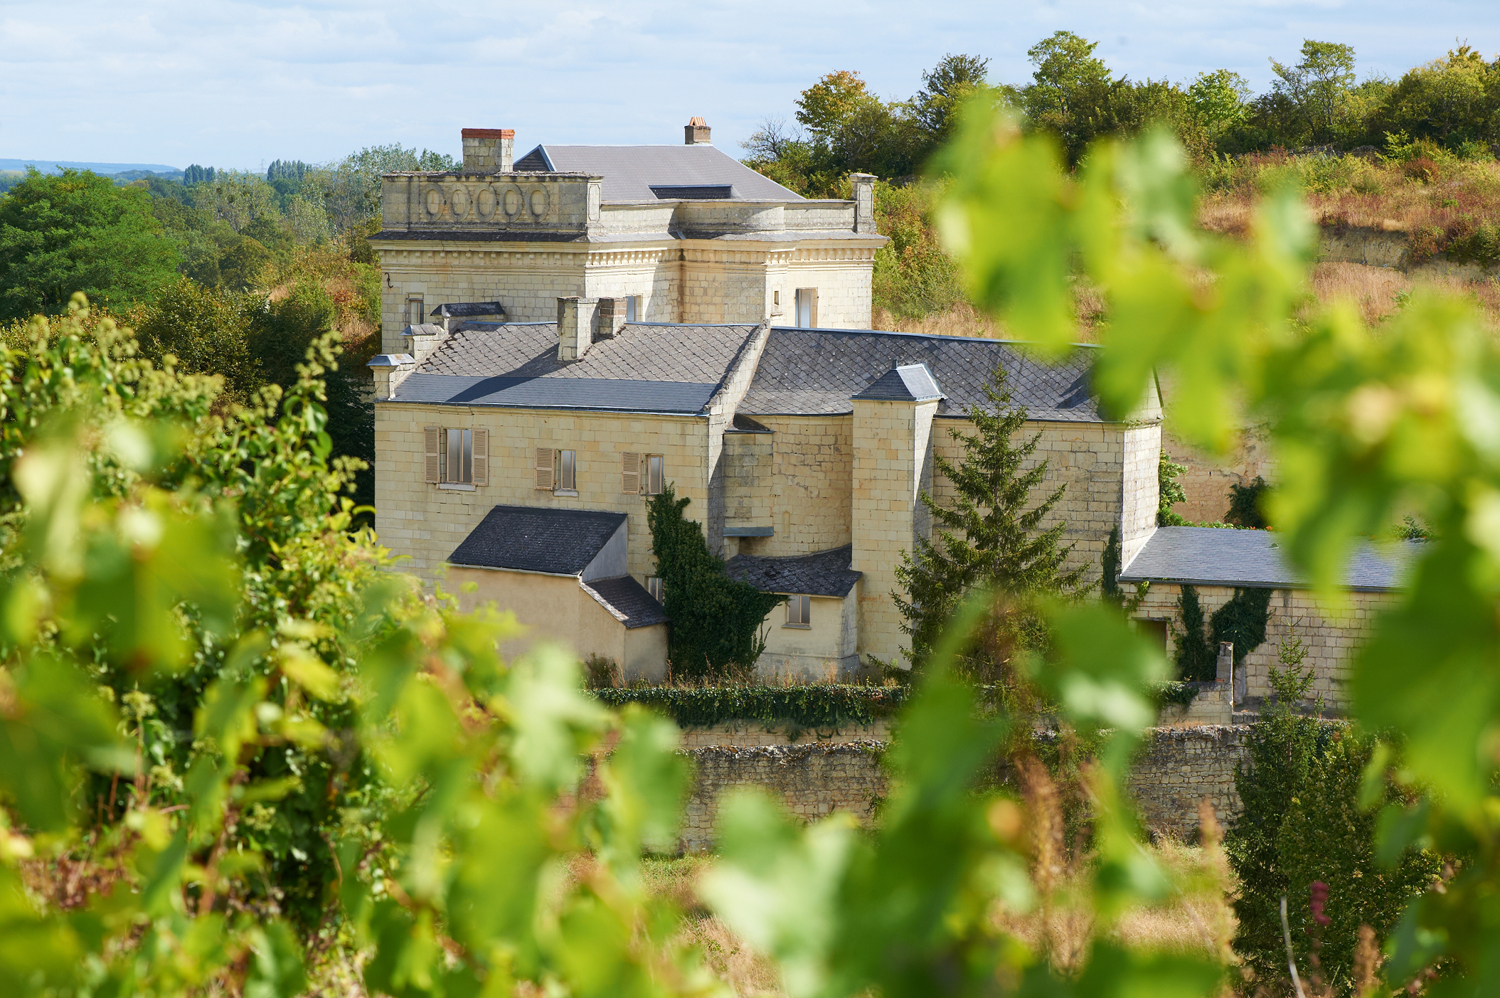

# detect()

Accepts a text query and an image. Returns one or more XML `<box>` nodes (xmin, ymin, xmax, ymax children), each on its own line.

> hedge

<box><xmin>591</xmin><ymin>682</ymin><xmax>1197</xmax><ymax>727</ymax></box>
<box><xmin>588</xmin><ymin>685</ymin><xmax>910</xmax><ymax>729</ymax></box>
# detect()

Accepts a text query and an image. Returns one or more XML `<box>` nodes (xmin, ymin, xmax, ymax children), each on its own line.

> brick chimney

<box><xmin>461</xmin><ymin>128</ymin><xmax>514</xmax><ymax>172</ymax></box>
<box><xmin>595</xmin><ymin>298</ymin><xmax>628</xmax><ymax>340</ymax></box>
<box><xmin>684</xmin><ymin>116</ymin><xmax>711</xmax><ymax>145</ymax></box>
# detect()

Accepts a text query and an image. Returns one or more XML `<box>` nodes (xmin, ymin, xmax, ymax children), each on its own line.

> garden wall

<box><xmin>675</xmin><ymin>725</ymin><xmax>1251</xmax><ymax>852</ymax></box>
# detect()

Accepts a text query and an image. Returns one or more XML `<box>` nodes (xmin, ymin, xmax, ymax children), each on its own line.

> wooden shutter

<box><xmin>424</xmin><ymin>427</ymin><xmax>440</xmax><ymax>483</ymax></box>
<box><xmin>808</xmin><ymin>289</ymin><xmax>818</xmax><ymax>329</ymax></box>
<box><xmin>472</xmin><ymin>429</ymin><xmax>488</xmax><ymax>486</ymax></box>
<box><xmin>622</xmin><ymin>452</ymin><xmax>640</xmax><ymax>493</ymax></box>
<box><xmin>535</xmin><ymin>448</ymin><xmax>554</xmax><ymax>490</ymax></box>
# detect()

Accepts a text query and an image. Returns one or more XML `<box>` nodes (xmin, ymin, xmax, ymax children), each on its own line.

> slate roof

<box><xmin>431</xmin><ymin>301</ymin><xmax>505</xmax><ymax>318</ymax></box>
<box><xmin>449</xmin><ymin>506</ymin><xmax>627</xmax><ymax>575</ymax></box>
<box><xmin>738</xmin><ymin>327</ymin><xmax>1102</xmax><ymax>420</ymax></box>
<box><xmin>852</xmin><ymin>363</ymin><xmax>943</xmax><ymax>402</ymax></box>
<box><xmin>513</xmin><ymin>144</ymin><xmax>805</xmax><ymax>203</ymax></box>
<box><xmin>726</xmin><ymin>545</ymin><xmax>863</xmax><ymax>598</ymax></box>
<box><xmin>1118</xmin><ymin>526</ymin><xmax>1418</xmax><ymax>592</ymax></box>
<box><xmin>582</xmin><ymin>576</ymin><xmax>670</xmax><ymax>629</ymax></box>
<box><xmin>389</xmin><ymin>321</ymin><xmax>761</xmax><ymax>413</ymax></box>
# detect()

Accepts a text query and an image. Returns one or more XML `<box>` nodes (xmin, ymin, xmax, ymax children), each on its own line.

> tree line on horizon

<box><xmin>745</xmin><ymin>33</ymin><xmax>1500</xmax><ymax>193</ymax></box>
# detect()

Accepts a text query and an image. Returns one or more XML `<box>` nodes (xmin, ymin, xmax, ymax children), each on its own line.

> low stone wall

<box><xmin>679</xmin><ymin>742</ymin><xmax>887</xmax><ymax>852</ymax></box>
<box><xmin>1157</xmin><ymin>684</ymin><xmax>1232</xmax><ymax>728</ymax></box>
<box><xmin>676</xmin><ymin>719</ymin><xmax>890</xmax><ymax>749</ymax></box>
<box><xmin>1128</xmin><ymin>726</ymin><xmax>1250</xmax><ymax>840</ymax></box>
<box><xmin>676</xmin><ymin>725</ymin><xmax>1252</xmax><ymax>852</ymax></box>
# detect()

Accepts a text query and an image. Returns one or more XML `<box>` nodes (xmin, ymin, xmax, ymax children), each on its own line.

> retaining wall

<box><xmin>674</xmin><ymin>724</ymin><xmax>1252</xmax><ymax>852</ymax></box>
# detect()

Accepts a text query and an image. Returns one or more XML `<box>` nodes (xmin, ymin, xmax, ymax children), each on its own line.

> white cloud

<box><xmin>0</xmin><ymin>0</ymin><xmax>1496</xmax><ymax>168</ymax></box>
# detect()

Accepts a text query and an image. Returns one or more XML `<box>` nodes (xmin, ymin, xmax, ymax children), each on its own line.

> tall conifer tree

<box><xmin>894</xmin><ymin>367</ymin><xmax>1089</xmax><ymax>671</ymax></box>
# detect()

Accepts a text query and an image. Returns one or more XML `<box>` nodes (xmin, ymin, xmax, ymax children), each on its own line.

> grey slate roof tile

<box><xmin>582</xmin><ymin>576</ymin><xmax>670</xmax><ymax>629</ymax></box>
<box><xmin>853</xmin><ymin>363</ymin><xmax>943</xmax><ymax>402</ymax></box>
<box><xmin>726</xmin><ymin>545</ymin><xmax>862</xmax><ymax>598</ymax></box>
<box><xmin>1118</xmin><ymin>526</ymin><xmax>1417</xmax><ymax>591</ymax></box>
<box><xmin>390</xmin><ymin>321</ymin><xmax>760</xmax><ymax>413</ymax></box>
<box><xmin>738</xmin><ymin>327</ymin><xmax>1102</xmax><ymax>421</ymax></box>
<box><xmin>514</xmin><ymin>144</ymin><xmax>805</xmax><ymax>203</ymax></box>
<box><xmin>449</xmin><ymin>505</ymin><xmax>627</xmax><ymax>575</ymax></box>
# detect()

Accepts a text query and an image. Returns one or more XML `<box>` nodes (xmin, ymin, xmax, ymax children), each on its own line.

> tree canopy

<box><xmin>0</xmin><ymin>168</ymin><xmax>180</xmax><ymax>320</ymax></box>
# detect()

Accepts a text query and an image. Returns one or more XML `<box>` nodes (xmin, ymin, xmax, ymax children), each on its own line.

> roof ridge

<box><xmin>769</xmin><ymin>325</ymin><xmax>1100</xmax><ymax>349</ymax></box>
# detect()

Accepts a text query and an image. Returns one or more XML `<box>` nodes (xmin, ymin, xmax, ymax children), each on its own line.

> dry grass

<box><xmin>642</xmin><ymin>830</ymin><xmax>1240</xmax><ymax>998</ymax></box>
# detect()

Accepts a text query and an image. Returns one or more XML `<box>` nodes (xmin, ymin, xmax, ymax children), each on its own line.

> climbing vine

<box><xmin>1172</xmin><ymin>584</ymin><xmax>1274</xmax><ymax>680</ymax></box>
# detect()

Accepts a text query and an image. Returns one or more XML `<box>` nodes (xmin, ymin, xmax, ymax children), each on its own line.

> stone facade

<box><xmin>371</xmin><ymin>129</ymin><xmax>885</xmax><ymax>353</ymax></box>
<box><xmin>1133</xmin><ymin>583</ymin><xmax>1398</xmax><ymax>706</ymax></box>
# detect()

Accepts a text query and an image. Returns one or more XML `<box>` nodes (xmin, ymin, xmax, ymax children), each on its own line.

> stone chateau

<box><xmin>369</xmin><ymin>121</ymin><xmax>1407</xmax><ymax>696</ymax></box>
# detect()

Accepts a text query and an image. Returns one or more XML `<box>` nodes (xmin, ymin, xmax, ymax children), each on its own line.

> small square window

<box><xmin>785</xmin><ymin>594</ymin><xmax>810</xmax><ymax>627</ymax></box>
<box><xmin>407</xmin><ymin>296</ymin><xmax>425</xmax><ymax>326</ymax></box>
<box><xmin>646</xmin><ymin>576</ymin><xmax>664</xmax><ymax>603</ymax></box>
<box><xmin>557</xmin><ymin>449</ymin><xmax>577</xmax><ymax>492</ymax></box>
<box><xmin>645</xmin><ymin>454</ymin><xmax>664</xmax><ymax>495</ymax></box>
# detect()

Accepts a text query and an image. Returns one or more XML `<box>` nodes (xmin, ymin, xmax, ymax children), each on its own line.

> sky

<box><xmin>3</xmin><ymin>0</ymin><xmax>1499</xmax><ymax>171</ymax></box>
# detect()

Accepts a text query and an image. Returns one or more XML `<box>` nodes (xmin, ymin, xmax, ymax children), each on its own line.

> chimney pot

<box><xmin>684</xmin><ymin>116</ymin><xmax>712</xmax><ymax>145</ymax></box>
<box><xmin>462</xmin><ymin>128</ymin><xmax>515</xmax><ymax>172</ymax></box>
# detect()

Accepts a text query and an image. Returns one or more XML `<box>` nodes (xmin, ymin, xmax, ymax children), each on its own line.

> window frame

<box><xmin>785</xmin><ymin>594</ymin><xmax>811</xmax><ymax>628</ymax></box>
<box><xmin>645</xmin><ymin>454</ymin><xmax>664</xmax><ymax>496</ymax></box>
<box><xmin>407</xmin><ymin>295</ymin><xmax>426</xmax><ymax>327</ymax></box>
<box><xmin>439</xmin><ymin>428</ymin><xmax>473</xmax><ymax>485</ymax></box>
<box><xmin>556</xmin><ymin>449</ymin><xmax>578</xmax><ymax>494</ymax></box>
<box><xmin>646</xmin><ymin>576</ymin><xmax>664</xmax><ymax>603</ymax></box>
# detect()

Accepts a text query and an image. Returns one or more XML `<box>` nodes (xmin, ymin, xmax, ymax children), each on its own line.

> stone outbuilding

<box><xmin>1121</xmin><ymin>525</ymin><xmax>1417</xmax><ymax>707</ymax></box>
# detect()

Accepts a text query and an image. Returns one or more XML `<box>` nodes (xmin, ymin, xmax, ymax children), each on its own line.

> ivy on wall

<box><xmin>1172</xmin><ymin>583</ymin><xmax>1275</xmax><ymax>681</ymax></box>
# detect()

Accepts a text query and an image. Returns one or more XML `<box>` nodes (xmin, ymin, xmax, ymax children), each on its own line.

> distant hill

<box><xmin>0</xmin><ymin>159</ymin><xmax>182</xmax><ymax>176</ymax></box>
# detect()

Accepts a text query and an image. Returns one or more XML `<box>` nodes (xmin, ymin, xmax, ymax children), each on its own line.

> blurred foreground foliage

<box><xmin>9</xmin><ymin>92</ymin><xmax>1500</xmax><ymax>998</ymax></box>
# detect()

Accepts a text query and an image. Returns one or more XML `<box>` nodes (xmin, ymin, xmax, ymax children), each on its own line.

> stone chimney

<box><xmin>595</xmin><ymin>298</ymin><xmax>628</xmax><ymax>340</ymax></box>
<box><xmin>367</xmin><ymin>353</ymin><xmax>415</xmax><ymax>399</ymax></box>
<box><xmin>557</xmin><ymin>297</ymin><xmax>598</xmax><ymax>361</ymax></box>
<box><xmin>461</xmin><ymin>128</ymin><xmax>514</xmax><ymax>172</ymax></box>
<box><xmin>851</xmin><ymin>173</ymin><xmax>877</xmax><ymax>233</ymax></box>
<box><xmin>684</xmin><ymin>116</ymin><xmax>712</xmax><ymax>145</ymax></box>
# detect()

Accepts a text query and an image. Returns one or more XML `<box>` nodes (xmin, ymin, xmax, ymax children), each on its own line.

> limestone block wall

<box><xmin>851</xmin><ymin>399</ymin><xmax>937</xmax><ymax>665</ymax></box>
<box><xmin>445</xmin><ymin>566</ymin><xmax>667</xmax><ymax>683</ymax></box>
<box><xmin>726</xmin><ymin>415</ymin><xmax>853</xmax><ymax>557</ymax></box>
<box><xmin>583</xmin><ymin>246</ymin><xmax>680</xmax><ymax>323</ymax></box>
<box><xmin>753</xmin><ymin>591</ymin><xmax>861</xmax><ymax>683</ymax></box>
<box><xmin>1132</xmin><ymin>583</ymin><xmax>1400</xmax><ymax>705</ymax></box>
<box><xmin>679</xmin><ymin>742</ymin><xmax>887</xmax><ymax>853</ymax></box>
<box><xmin>929</xmin><ymin>418</ymin><xmax>1127</xmax><ymax>584</ymax></box>
<box><xmin>1128</xmin><ymin>726</ymin><xmax>1250</xmax><ymax>840</ymax></box>
<box><xmin>681</xmin><ymin>248</ymin><xmax>773</xmax><ymax>324</ymax></box>
<box><xmin>676</xmin><ymin>719</ymin><xmax>891</xmax><ymax>749</ymax></box>
<box><xmin>675</xmin><ymin>726</ymin><xmax>1251</xmax><ymax>851</ymax></box>
<box><xmin>374</xmin><ymin>403</ymin><xmax>710</xmax><ymax>583</ymax></box>
<box><xmin>374</xmin><ymin>244</ymin><xmax>590</xmax><ymax>351</ymax></box>
<box><xmin>1120</xmin><ymin>423</ymin><xmax>1162</xmax><ymax>567</ymax></box>
<box><xmin>787</xmin><ymin>246</ymin><xmax>877</xmax><ymax>329</ymax></box>
<box><xmin>722</xmin><ymin>429</ymin><xmax>774</xmax><ymax>532</ymax></box>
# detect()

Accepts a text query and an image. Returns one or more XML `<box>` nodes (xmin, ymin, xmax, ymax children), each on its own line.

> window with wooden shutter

<box><xmin>472</xmin><ymin>429</ymin><xmax>488</xmax><ymax>486</ymax></box>
<box><xmin>622</xmin><ymin>452</ymin><xmax>640</xmax><ymax>493</ymax></box>
<box><xmin>535</xmin><ymin>448</ymin><xmax>555</xmax><ymax>490</ymax></box>
<box><xmin>424</xmin><ymin>427</ymin><xmax>440</xmax><ymax>483</ymax></box>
